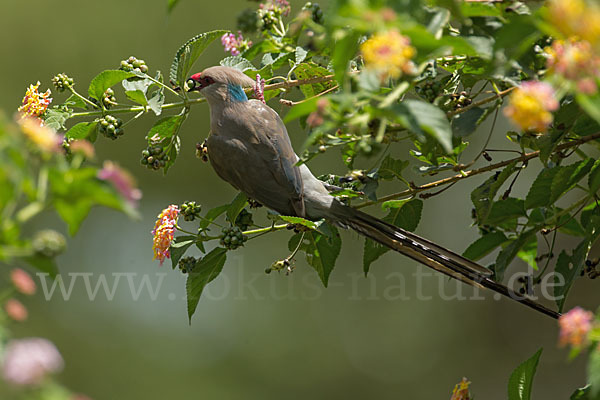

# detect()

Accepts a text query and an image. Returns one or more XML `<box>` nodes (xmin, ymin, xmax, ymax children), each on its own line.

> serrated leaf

<box><xmin>44</xmin><ymin>109</ymin><xmax>72</xmax><ymax>131</ymax></box>
<box><xmin>220</xmin><ymin>56</ymin><xmax>255</xmax><ymax>71</ymax></box>
<box><xmin>471</xmin><ymin>162</ymin><xmax>518</xmax><ymax>224</ymax></box>
<box><xmin>589</xmin><ymin>160</ymin><xmax>600</xmax><ymax>195</ymax></box>
<box><xmin>148</xmin><ymin>89</ymin><xmax>165</xmax><ymax>116</ymax></box>
<box><xmin>495</xmin><ymin>229</ymin><xmax>536</xmax><ymax>281</ymax></box>
<box><xmin>122</xmin><ymin>77</ymin><xmax>153</xmax><ymax>93</ymax></box>
<box><xmin>170</xmin><ymin>235</ymin><xmax>196</xmax><ymax>270</ymax></box>
<box><xmin>294</xmin><ymin>62</ymin><xmax>336</xmax><ymax>98</ymax></box>
<box><xmin>146</xmin><ymin>115</ymin><xmax>184</xmax><ymax>144</ymax></box>
<box><xmin>394</xmin><ymin>99</ymin><xmax>453</xmax><ymax>153</ymax></box>
<box><xmin>64</xmin><ymin>94</ymin><xmax>87</xmax><ymax>109</ymax></box>
<box><xmin>486</xmin><ymin>198</ymin><xmax>526</xmax><ymax>226</ymax></box>
<box><xmin>88</xmin><ymin>70</ymin><xmax>135</xmax><ymax>101</ymax></box>
<box><xmin>378</xmin><ymin>155</ymin><xmax>409</xmax><ymax>181</ymax></box>
<box><xmin>551</xmin><ymin>159</ymin><xmax>595</xmax><ymax>202</ymax></box>
<box><xmin>463</xmin><ymin>231</ymin><xmax>508</xmax><ymax>261</ymax></box>
<box><xmin>280</xmin><ymin>216</ymin><xmax>318</xmax><ymax>230</ymax></box>
<box><xmin>226</xmin><ymin>192</ymin><xmax>247</xmax><ymax>225</ymax></box>
<box><xmin>295</xmin><ymin>46</ymin><xmax>308</xmax><ymax>65</ymax></box>
<box><xmin>525</xmin><ymin>167</ymin><xmax>560</xmax><ymax>209</ymax></box>
<box><xmin>554</xmin><ymin>239</ymin><xmax>590</xmax><ymax>312</ymax></box>
<box><xmin>125</xmin><ymin>90</ymin><xmax>148</xmax><ymax>106</ymax></box>
<box><xmin>170</xmin><ymin>30</ymin><xmax>227</xmax><ymax>87</ymax></box>
<box><xmin>364</xmin><ymin>199</ymin><xmax>423</xmax><ymax>274</ymax></box>
<box><xmin>289</xmin><ymin>226</ymin><xmax>341</xmax><ymax>286</ymax></box>
<box><xmin>66</xmin><ymin>122</ymin><xmax>97</xmax><ymax>140</ymax></box>
<box><xmin>186</xmin><ymin>247</ymin><xmax>227</xmax><ymax>322</ymax></box>
<box><xmin>507</xmin><ymin>348</ymin><xmax>542</xmax><ymax>400</ymax></box>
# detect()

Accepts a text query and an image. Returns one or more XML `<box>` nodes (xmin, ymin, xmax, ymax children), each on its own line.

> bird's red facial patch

<box><xmin>187</xmin><ymin>73</ymin><xmax>215</xmax><ymax>91</ymax></box>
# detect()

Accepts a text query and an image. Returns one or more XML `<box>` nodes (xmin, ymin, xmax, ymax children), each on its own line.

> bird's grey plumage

<box><xmin>191</xmin><ymin>66</ymin><xmax>559</xmax><ymax>319</ymax></box>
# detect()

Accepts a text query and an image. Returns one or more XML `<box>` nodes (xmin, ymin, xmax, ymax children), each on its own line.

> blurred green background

<box><xmin>0</xmin><ymin>0</ymin><xmax>597</xmax><ymax>398</ymax></box>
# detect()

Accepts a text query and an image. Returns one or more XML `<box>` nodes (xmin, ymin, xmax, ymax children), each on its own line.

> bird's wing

<box><xmin>220</xmin><ymin>100</ymin><xmax>306</xmax><ymax>216</ymax></box>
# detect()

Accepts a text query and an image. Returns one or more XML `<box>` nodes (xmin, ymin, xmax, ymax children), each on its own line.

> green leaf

<box><xmin>295</xmin><ymin>46</ymin><xmax>308</xmax><ymax>65</ymax></box>
<box><xmin>554</xmin><ymin>239</ymin><xmax>591</xmax><ymax>312</ymax></box>
<box><xmin>495</xmin><ymin>229</ymin><xmax>536</xmax><ymax>281</ymax></box>
<box><xmin>170</xmin><ymin>30</ymin><xmax>227</xmax><ymax>87</ymax></box>
<box><xmin>279</xmin><ymin>216</ymin><xmax>318</xmax><ymax>230</ymax></box>
<box><xmin>199</xmin><ymin>204</ymin><xmax>229</xmax><ymax>231</ymax></box>
<box><xmin>332</xmin><ymin>30</ymin><xmax>360</xmax><ymax>84</ymax></box>
<box><xmin>589</xmin><ymin>351</ymin><xmax>600</xmax><ymax>398</ymax></box>
<box><xmin>44</xmin><ymin>109</ymin><xmax>72</xmax><ymax>131</ymax></box>
<box><xmin>364</xmin><ymin>199</ymin><xmax>423</xmax><ymax>274</ymax></box>
<box><xmin>24</xmin><ymin>255</ymin><xmax>58</xmax><ymax>279</ymax></box>
<box><xmin>125</xmin><ymin>90</ymin><xmax>148</xmax><ymax>106</ymax></box>
<box><xmin>589</xmin><ymin>160</ymin><xmax>600</xmax><ymax>195</ymax></box>
<box><xmin>451</xmin><ymin>107</ymin><xmax>486</xmax><ymax>137</ymax></box>
<box><xmin>167</xmin><ymin>0</ymin><xmax>180</xmax><ymax>13</ymax></box>
<box><xmin>486</xmin><ymin>198</ymin><xmax>526</xmax><ymax>226</ymax></box>
<box><xmin>88</xmin><ymin>70</ymin><xmax>135</xmax><ymax>101</ymax></box>
<box><xmin>64</xmin><ymin>94</ymin><xmax>87</xmax><ymax>109</ymax></box>
<box><xmin>220</xmin><ymin>56</ymin><xmax>255</xmax><ymax>71</ymax></box>
<box><xmin>226</xmin><ymin>192</ymin><xmax>247</xmax><ymax>225</ymax></box>
<box><xmin>148</xmin><ymin>89</ymin><xmax>165</xmax><ymax>116</ymax></box>
<box><xmin>146</xmin><ymin>115</ymin><xmax>184</xmax><ymax>144</ymax></box>
<box><xmin>551</xmin><ymin>159</ymin><xmax>595</xmax><ymax>202</ymax></box>
<box><xmin>66</xmin><ymin>122</ymin><xmax>97</xmax><ymax>140</ymax></box>
<box><xmin>170</xmin><ymin>235</ymin><xmax>196</xmax><ymax>270</ymax></box>
<box><xmin>186</xmin><ymin>247</ymin><xmax>227</xmax><ymax>322</ymax></box>
<box><xmin>525</xmin><ymin>167</ymin><xmax>560</xmax><ymax>209</ymax></box>
<box><xmin>577</xmin><ymin>93</ymin><xmax>600</xmax><ymax>125</ymax></box>
<box><xmin>283</xmin><ymin>97</ymin><xmax>318</xmax><ymax>123</ymax></box>
<box><xmin>471</xmin><ymin>162</ymin><xmax>518</xmax><ymax>223</ymax></box>
<box><xmin>461</xmin><ymin>1</ymin><xmax>502</xmax><ymax>17</ymax></box>
<box><xmin>378</xmin><ymin>155</ymin><xmax>409</xmax><ymax>181</ymax></box>
<box><xmin>294</xmin><ymin>62</ymin><xmax>336</xmax><ymax>98</ymax></box>
<box><xmin>463</xmin><ymin>231</ymin><xmax>508</xmax><ymax>261</ymax></box>
<box><xmin>570</xmin><ymin>385</ymin><xmax>600</xmax><ymax>400</ymax></box>
<box><xmin>517</xmin><ymin>235</ymin><xmax>538</xmax><ymax>270</ymax></box>
<box><xmin>395</xmin><ymin>99</ymin><xmax>453</xmax><ymax>153</ymax></box>
<box><xmin>507</xmin><ymin>348</ymin><xmax>543</xmax><ymax>400</ymax></box>
<box><xmin>289</xmin><ymin>226</ymin><xmax>341</xmax><ymax>287</ymax></box>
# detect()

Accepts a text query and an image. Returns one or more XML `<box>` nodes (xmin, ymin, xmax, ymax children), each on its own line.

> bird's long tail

<box><xmin>333</xmin><ymin>204</ymin><xmax>560</xmax><ymax>319</ymax></box>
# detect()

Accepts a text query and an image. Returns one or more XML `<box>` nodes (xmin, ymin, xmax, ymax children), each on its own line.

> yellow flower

<box><xmin>503</xmin><ymin>82</ymin><xmax>559</xmax><ymax>133</ymax></box>
<box><xmin>17</xmin><ymin>117</ymin><xmax>61</xmax><ymax>153</ymax></box>
<box><xmin>450</xmin><ymin>377</ymin><xmax>471</xmax><ymax>400</ymax></box>
<box><xmin>18</xmin><ymin>82</ymin><xmax>52</xmax><ymax>118</ymax></box>
<box><xmin>152</xmin><ymin>205</ymin><xmax>180</xmax><ymax>265</ymax></box>
<box><xmin>360</xmin><ymin>30</ymin><xmax>416</xmax><ymax>79</ymax></box>
<box><xmin>545</xmin><ymin>38</ymin><xmax>600</xmax><ymax>94</ymax></box>
<box><xmin>547</xmin><ymin>0</ymin><xmax>600</xmax><ymax>48</ymax></box>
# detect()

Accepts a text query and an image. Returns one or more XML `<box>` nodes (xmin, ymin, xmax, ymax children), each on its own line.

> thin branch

<box><xmin>446</xmin><ymin>87</ymin><xmax>514</xmax><ymax>117</ymax></box>
<box><xmin>355</xmin><ymin>131</ymin><xmax>600</xmax><ymax>209</ymax></box>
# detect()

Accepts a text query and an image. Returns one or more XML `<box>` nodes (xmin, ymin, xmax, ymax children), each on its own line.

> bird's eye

<box><xmin>186</xmin><ymin>79</ymin><xmax>196</xmax><ymax>90</ymax></box>
<box><xmin>204</xmin><ymin>76</ymin><xmax>214</xmax><ymax>85</ymax></box>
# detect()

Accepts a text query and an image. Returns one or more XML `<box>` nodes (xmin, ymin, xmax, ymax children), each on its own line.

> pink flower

<box><xmin>254</xmin><ymin>74</ymin><xmax>266</xmax><ymax>103</ymax></box>
<box><xmin>559</xmin><ymin>307</ymin><xmax>595</xmax><ymax>348</ymax></box>
<box><xmin>221</xmin><ymin>32</ymin><xmax>253</xmax><ymax>56</ymax></box>
<box><xmin>2</xmin><ymin>338</ymin><xmax>64</xmax><ymax>385</ymax></box>
<box><xmin>545</xmin><ymin>38</ymin><xmax>600</xmax><ymax>94</ymax></box>
<box><xmin>97</xmin><ymin>161</ymin><xmax>142</xmax><ymax>207</ymax></box>
<box><xmin>503</xmin><ymin>81</ymin><xmax>559</xmax><ymax>133</ymax></box>
<box><xmin>10</xmin><ymin>268</ymin><xmax>36</xmax><ymax>296</ymax></box>
<box><xmin>70</xmin><ymin>139</ymin><xmax>95</xmax><ymax>158</ymax></box>
<box><xmin>4</xmin><ymin>299</ymin><xmax>28</xmax><ymax>322</ymax></box>
<box><xmin>152</xmin><ymin>205</ymin><xmax>180</xmax><ymax>265</ymax></box>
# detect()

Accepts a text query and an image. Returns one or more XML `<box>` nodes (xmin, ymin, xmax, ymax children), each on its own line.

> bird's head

<box><xmin>187</xmin><ymin>66</ymin><xmax>255</xmax><ymax>104</ymax></box>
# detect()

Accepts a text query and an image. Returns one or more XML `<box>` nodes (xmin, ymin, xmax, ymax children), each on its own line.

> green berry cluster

<box><xmin>98</xmin><ymin>115</ymin><xmax>124</xmax><ymax>140</ymax></box>
<box><xmin>119</xmin><ymin>56</ymin><xmax>149</xmax><ymax>74</ymax></box>
<box><xmin>236</xmin><ymin>8</ymin><xmax>260</xmax><ymax>34</ymax></box>
<box><xmin>416</xmin><ymin>80</ymin><xmax>444</xmax><ymax>103</ymax></box>
<box><xmin>180</xmin><ymin>201</ymin><xmax>202</xmax><ymax>222</ymax></box>
<box><xmin>52</xmin><ymin>73</ymin><xmax>74</xmax><ymax>92</ymax></box>
<box><xmin>178</xmin><ymin>256</ymin><xmax>198</xmax><ymax>274</ymax></box>
<box><xmin>32</xmin><ymin>230</ymin><xmax>67</xmax><ymax>258</ymax></box>
<box><xmin>219</xmin><ymin>226</ymin><xmax>248</xmax><ymax>250</ymax></box>
<box><xmin>302</xmin><ymin>2</ymin><xmax>324</xmax><ymax>24</ymax></box>
<box><xmin>141</xmin><ymin>145</ymin><xmax>169</xmax><ymax>170</ymax></box>
<box><xmin>233</xmin><ymin>209</ymin><xmax>254</xmax><ymax>230</ymax></box>
<box><xmin>102</xmin><ymin>88</ymin><xmax>117</xmax><ymax>109</ymax></box>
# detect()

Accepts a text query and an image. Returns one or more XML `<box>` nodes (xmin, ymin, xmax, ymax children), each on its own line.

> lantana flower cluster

<box><xmin>547</xmin><ymin>0</ymin><xmax>600</xmax><ymax>48</ymax></box>
<box><xmin>558</xmin><ymin>307</ymin><xmax>597</xmax><ymax>350</ymax></box>
<box><xmin>503</xmin><ymin>81</ymin><xmax>559</xmax><ymax>133</ymax></box>
<box><xmin>152</xmin><ymin>205</ymin><xmax>180</xmax><ymax>264</ymax></box>
<box><xmin>97</xmin><ymin>161</ymin><xmax>142</xmax><ymax>207</ymax></box>
<box><xmin>545</xmin><ymin>38</ymin><xmax>600</xmax><ymax>94</ymax></box>
<box><xmin>260</xmin><ymin>0</ymin><xmax>291</xmax><ymax>17</ymax></box>
<box><xmin>221</xmin><ymin>32</ymin><xmax>253</xmax><ymax>56</ymax></box>
<box><xmin>17</xmin><ymin>82</ymin><xmax>52</xmax><ymax>119</ymax></box>
<box><xmin>360</xmin><ymin>29</ymin><xmax>416</xmax><ymax>80</ymax></box>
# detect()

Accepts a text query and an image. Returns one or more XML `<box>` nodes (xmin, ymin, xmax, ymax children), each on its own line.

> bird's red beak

<box><xmin>186</xmin><ymin>73</ymin><xmax>203</xmax><ymax>92</ymax></box>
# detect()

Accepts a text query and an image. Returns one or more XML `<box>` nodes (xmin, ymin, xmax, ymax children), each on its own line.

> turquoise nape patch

<box><xmin>228</xmin><ymin>84</ymin><xmax>248</xmax><ymax>102</ymax></box>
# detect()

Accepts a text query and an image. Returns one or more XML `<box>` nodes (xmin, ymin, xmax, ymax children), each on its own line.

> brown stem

<box><xmin>446</xmin><ymin>87</ymin><xmax>514</xmax><ymax>117</ymax></box>
<box><xmin>355</xmin><ymin>131</ymin><xmax>600</xmax><ymax>209</ymax></box>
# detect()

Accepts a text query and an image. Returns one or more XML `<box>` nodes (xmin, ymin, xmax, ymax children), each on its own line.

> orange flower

<box><xmin>17</xmin><ymin>117</ymin><xmax>62</xmax><ymax>153</ymax></box>
<box><xmin>18</xmin><ymin>82</ymin><xmax>52</xmax><ymax>118</ymax></box>
<box><xmin>559</xmin><ymin>307</ymin><xmax>594</xmax><ymax>348</ymax></box>
<box><xmin>152</xmin><ymin>205</ymin><xmax>180</xmax><ymax>264</ymax></box>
